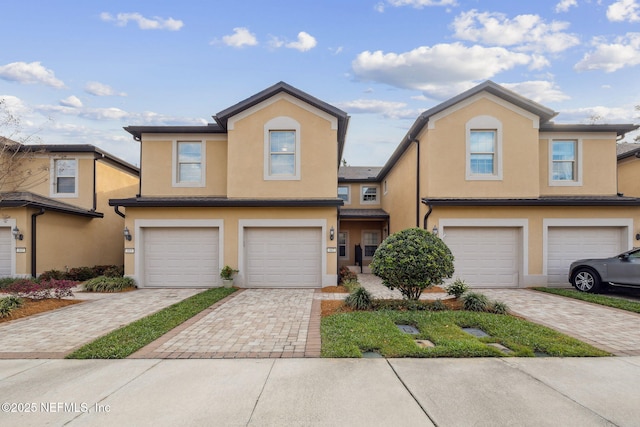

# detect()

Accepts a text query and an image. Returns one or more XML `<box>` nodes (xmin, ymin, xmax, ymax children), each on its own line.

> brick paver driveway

<box><xmin>482</xmin><ymin>289</ymin><xmax>640</xmax><ymax>356</ymax></box>
<box><xmin>0</xmin><ymin>289</ymin><xmax>202</xmax><ymax>358</ymax></box>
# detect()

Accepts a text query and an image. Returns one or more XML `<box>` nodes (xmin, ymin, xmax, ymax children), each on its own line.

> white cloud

<box><xmin>574</xmin><ymin>33</ymin><xmax>640</xmax><ymax>72</ymax></box>
<box><xmin>555</xmin><ymin>0</ymin><xmax>578</xmax><ymax>13</ymax></box>
<box><xmin>452</xmin><ymin>10</ymin><xmax>579</xmax><ymax>54</ymax></box>
<box><xmin>336</xmin><ymin>99</ymin><xmax>419</xmax><ymax>119</ymax></box>
<box><xmin>0</xmin><ymin>61</ymin><xmax>65</xmax><ymax>88</ymax></box>
<box><xmin>221</xmin><ymin>27</ymin><xmax>258</xmax><ymax>48</ymax></box>
<box><xmin>557</xmin><ymin>105</ymin><xmax>637</xmax><ymax>123</ymax></box>
<box><xmin>352</xmin><ymin>43</ymin><xmax>531</xmax><ymax>99</ymax></box>
<box><xmin>607</xmin><ymin>0</ymin><xmax>640</xmax><ymax>22</ymax></box>
<box><xmin>500</xmin><ymin>80</ymin><xmax>570</xmax><ymax>103</ymax></box>
<box><xmin>100</xmin><ymin>12</ymin><xmax>183</xmax><ymax>31</ymax></box>
<box><xmin>84</xmin><ymin>81</ymin><xmax>127</xmax><ymax>97</ymax></box>
<box><xmin>285</xmin><ymin>32</ymin><xmax>317</xmax><ymax>52</ymax></box>
<box><xmin>60</xmin><ymin>96</ymin><xmax>83</xmax><ymax>108</ymax></box>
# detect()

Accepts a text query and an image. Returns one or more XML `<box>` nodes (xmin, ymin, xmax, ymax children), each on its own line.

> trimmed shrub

<box><xmin>38</xmin><ymin>269</ymin><xmax>67</xmax><ymax>281</ymax></box>
<box><xmin>83</xmin><ymin>276</ymin><xmax>136</xmax><ymax>292</ymax></box>
<box><xmin>342</xmin><ymin>279</ymin><xmax>360</xmax><ymax>293</ymax></box>
<box><xmin>0</xmin><ymin>277</ymin><xmax>21</xmax><ymax>290</ymax></box>
<box><xmin>66</xmin><ymin>266</ymin><xmax>95</xmax><ymax>282</ymax></box>
<box><xmin>5</xmin><ymin>279</ymin><xmax>76</xmax><ymax>300</ymax></box>
<box><xmin>345</xmin><ymin>287</ymin><xmax>373</xmax><ymax>310</ymax></box>
<box><xmin>445</xmin><ymin>278</ymin><xmax>469</xmax><ymax>299</ymax></box>
<box><xmin>0</xmin><ymin>295</ymin><xmax>23</xmax><ymax>318</ymax></box>
<box><xmin>490</xmin><ymin>301</ymin><xmax>510</xmax><ymax>315</ymax></box>
<box><xmin>338</xmin><ymin>265</ymin><xmax>357</xmax><ymax>284</ymax></box>
<box><xmin>370</xmin><ymin>227</ymin><xmax>455</xmax><ymax>300</ymax></box>
<box><xmin>371</xmin><ymin>299</ymin><xmax>450</xmax><ymax>312</ymax></box>
<box><xmin>102</xmin><ymin>265</ymin><xmax>124</xmax><ymax>278</ymax></box>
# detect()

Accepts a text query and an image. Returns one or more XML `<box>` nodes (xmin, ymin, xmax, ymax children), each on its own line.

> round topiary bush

<box><xmin>370</xmin><ymin>227</ymin><xmax>455</xmax><ymax>300</ymax></box>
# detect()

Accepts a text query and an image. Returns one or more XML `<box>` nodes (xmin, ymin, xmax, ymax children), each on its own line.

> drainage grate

<box><xmin>362</xmin><ymin>351</ymin><xmax>383</xmax><ymax>358</ymax></box>
<box><xmin>534</xmin><ymin>351</ymin><xmax>550</xmax><ymax>357</ymax></box>
<box><xmin>397</xmin><ymin>324</ymin><xmax>420</xmax><ymax>334</ymax></box>
<box><xmin>462</xmin><ymin>327</ymin><xmax>490</xmax><ymax>338</ymax></box>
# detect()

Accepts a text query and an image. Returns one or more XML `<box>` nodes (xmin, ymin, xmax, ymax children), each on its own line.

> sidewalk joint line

<box><xmin>386</xmin><ymin>359</ymin><xmax>439</xmax><ymax>427</ymax></box>
<box><xmin>246</xmin><ymin>359</ymin><xmax>276</xmax><ymax>426</ymax></box>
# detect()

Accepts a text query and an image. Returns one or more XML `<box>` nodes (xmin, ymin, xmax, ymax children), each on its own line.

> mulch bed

<box><xmin>0</xmin><ymin>298</ymin><xmax>82</xmax><ymax>323</ymax></box>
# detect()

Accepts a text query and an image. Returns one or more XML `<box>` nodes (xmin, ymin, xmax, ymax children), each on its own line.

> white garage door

<box><xmin>245</xmin><ymin>227</ymin><xmax>322</xmax><ymax>288</ymax></box>
<box><xmin>547</xmin><ymin>227</ymin><xmax>625</xmax><ymax>285</ymax></box>
<box><xmin>0</xmin><ymin>228</ymin><xmax>12</xmax><ymax>277</ymax></box>
<box><xmin>143</xmin><ymin>227</ymin><xmax>220</xmax><ymax>288</ymax></box>
<box><xmin>444</xmin><ymin>227</ymin><xmax>520</xmax><ymax>288</ymax></box>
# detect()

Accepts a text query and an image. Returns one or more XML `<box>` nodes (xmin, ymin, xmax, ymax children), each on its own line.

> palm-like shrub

<box><xmin>370</xmin><ymin>227</ymin><xmax>455</xmax><ymax>300</ymax></box>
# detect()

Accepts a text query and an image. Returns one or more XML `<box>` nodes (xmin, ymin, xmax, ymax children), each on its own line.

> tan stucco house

<box><xmin>0</xmin><ymin>143</ymin><xmax>139</xmax><ymax>277</ymax></box>
<box><xmin>110</xmin><ymin>82</ymin><xmax>349</xmax><ymax>288</ymax></box>
<box><xmin>340</xmin><ymin>81</ymin><xmax>640</xmax><ymax>288</ymax></box>
<box><xmin>617</xmin><ymin>143</ymin><xmax>640</xmax><ymax>198</ymax></box>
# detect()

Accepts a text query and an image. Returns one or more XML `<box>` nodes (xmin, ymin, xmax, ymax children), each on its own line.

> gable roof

<box><xmin>0</xmin><ymin>192</ymin><xmax>104</xmax><ymax>217</ymax></box>
<box><xmin>378</xmin><ymin>80</ymin><xmax>638</xmax><ymax>180</ymax></box>
<box><xmin>124</xmin><ymin>81</ymin><xmax>350</xmax><ymax>165</ymax></box>
<box><xmin>338</xmin><ymin>166</ymin><xmax>382</xmax><ymax>181</ymax></box>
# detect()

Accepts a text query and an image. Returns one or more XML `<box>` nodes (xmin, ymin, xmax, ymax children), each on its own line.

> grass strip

<box><xmin>533</xmin><ymin>287</ymin><xmax>640</xmax><ymax>314</ymax></box>
<box><xmin>66</xmin><ymin>287</ymin><xmax>236</xmax><ymax>359</ymax></box>
<box><xmin>321</xmin><ymin>310</ymin><xmax>609</xmax><ymax>358</ymax></box>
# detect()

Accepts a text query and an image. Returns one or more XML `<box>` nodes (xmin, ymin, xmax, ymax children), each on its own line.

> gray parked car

<box><xmin>569</xmin><ymin>248</ymin><xmax>640</xmax><ymax>293</ymax></box>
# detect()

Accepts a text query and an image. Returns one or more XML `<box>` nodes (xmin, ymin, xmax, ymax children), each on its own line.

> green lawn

<box><xmin>321</xmin><ymin>310</ymin><xmax>609</xmax><ymax>358</ymax></box>
<box><xmin>66</xmin><ymin>287</ymin><xmax>236</xmax><ymax>359</ymax></box>
<box><xmin>533</xmin><ymin>287</ymin><xmax>640</xmax><ymax>314</ymax></box>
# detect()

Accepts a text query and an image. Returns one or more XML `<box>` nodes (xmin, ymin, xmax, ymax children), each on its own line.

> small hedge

<box><xmin>83</xmin><ymin>276</ymin><xmax>136</xmax><ymax>292</ymax></box>
<box><xmin>39</xmin><ymin>265</ymin><xmax>124</xmax><ymax>282</ymax></box>
<box><xmin>0</xmin><ymin>295</ymin><xmax>24</xmax><ymax>318</ymax></box>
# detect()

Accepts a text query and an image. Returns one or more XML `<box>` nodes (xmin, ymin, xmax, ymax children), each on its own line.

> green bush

<box><xmin>370</xmin><ymin>228</ymin><xmax>455</xmax><ymax>300</ymax></box>
<box><xmin>462</xmin><ymin>292</ymin><xmax>491</xmax><ymax>312</ymax></box>
<box><xmin>445</xmin><ymin>278</ymin><xmax>469</xmax><ymax>298</ymax></box>
<box><xmin>371</xmin><ymin>299</ymin><xmax>449</xmax><ymax>312</ymax></box>
<box><xmin>83</xmin><ymin>276</ymin><xmax>136</xmax><ymax>292</ymax></box>
<box><xmin>345</xmin><ymin>287</ymin><xmax>373</xmax><ymax>310</ymax></box>
<box><xmin>342</xmin><ymin>279</ymin><xmax>360</xmax><ymax>293</ymax></box>
<box><xmin>490</xmin><ymin>301</ymin><xmax>509</xmax><ymax>315</ymax></box>
<box><xmin>67</xmin><ymin>266</ymin><xmax>96</xmax><ymax>282</ymax></box>
<box><xmin>0</xmin><ymin>295</ymin><xmax>23</xmax><ymax>318</ymax></box>
<box><xmin>0</xmin><ymin>277</ymin><xmax>21</xmax><ymax>290</ymax></box>
<box><xmin>38</xmin><ymin>270</ymin><xmax>67</xmax><ymax>281</ymax></box>
<box><xmin>338</xmin><ymin>265</ymin><xmax>357</xmax><ymax>284</ymax></box>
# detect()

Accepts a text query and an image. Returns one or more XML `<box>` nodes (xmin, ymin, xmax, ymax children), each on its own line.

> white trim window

<box><xmin>51</xmin><ymin>158</ymin><xmax>78</xmax><ymax>197</ymax></box>
<box><xmin>264</xmin><ymin>116</ymin><xmax>301</xmax><ymax>180</ymax></box>
<box><xmin>466</xmin><ymin>116</ymin><xmax>503</xmax><ymax>181</ymax></box>
<box><xmin>338</xmin><ymin>185</ymin><xmax>350</xmax><ymax>204</ymax></box>
<box><xmin>361</xmin><ymin>185</ymin><xmax>379</xmax><ymax>204</ymax></box>
<box><xmin>363</xmin><ymin>231</ymin><xmax>381</xmax><ymax>258</ymax></box>
<box><xmin>338</xmin><ymin>231</ymin><xmax>348</xmax><ymax>258</ymax></box>
<box><xmin>173</xmin><ymin>141</ymin><xmax>206</xmax><ymax>187</ymax></box>
<box><xmin>550</xmin><ymin>140</ymin><xmax>581</xmax><ymax>185</ymax></box>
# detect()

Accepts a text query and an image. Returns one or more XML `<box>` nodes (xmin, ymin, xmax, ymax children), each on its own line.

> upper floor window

<box><xmin>264</xmin><ymin>116</ymin><xmax>301</xmax><ymax>181</ymax></box>
<box><xmin>469</xmin><ymin>130</ymin><xmax>496</xmax><ymax>175</ymax></box>
<box><xmin>173</xmin><ymin>141</ymin><xmax>206</xmax><ymax>187</ymax></box>
<box><xmin>466</xmin><ymin>116</ymin><xmax>502</xmax><ymax>181</ymax></box>
<box><xmin>338</xmin><ymin>185</ymin><xmax>350</xmax><ymax>203</ymax></box>
<box><xmin>52</xmin><ymin>159</ymin><xmax>77</xmax><ymax>197</ymax></box>
<box><xmin>361</xmin><ymin>185</ymin><xmax>378</xmax><ymax>204</ymax></box>
<box><xmin>550</xmin><ymin>139</ymin><xmax>581</xmax><ymax>186</ymax></box>
<box><xmin>269</xmin><ymin>131</ymin><xmax>296</xmax><ymax>175</ymax></box>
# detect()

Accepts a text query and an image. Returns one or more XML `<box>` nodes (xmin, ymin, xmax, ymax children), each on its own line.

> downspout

<box><xmin>135</xmin><ymin>135</ymin><xmax>142</xmax><ymax>197</ymax></box>
<box><xmin>92</xmin><ymin>154</ymin><xmax>101</xmax><ymax>212</ymax></box>
<box><xmin>422</xmin><ymin>199</ymin><xmax>432</xmax><ymax>230</ymax></box>
<box><xmin>113</xmin><ymin>205</ymin><xmax>126</xmax><ymax>218</ymax></box>
<box><xmin>31</xmin><ymin>208</ymin><xmax>45</xmax><ymax>278</ymax></box>
<box><xmin>415</xmin><ymin>138</ymin><xmax>420</xmax><ymax>227</ymax></box>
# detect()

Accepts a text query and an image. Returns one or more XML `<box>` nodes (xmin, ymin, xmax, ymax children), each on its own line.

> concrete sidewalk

<box><xmin>1</xmin><ymin>357</ymin><xmax>638</xmax><ymax>426</ymax></box>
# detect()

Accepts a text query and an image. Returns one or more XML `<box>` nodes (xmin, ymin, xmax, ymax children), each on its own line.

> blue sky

<box><xmin>1</xmin><ymin>0</ymin><xmax>639</xmax><ymax>167</ymax></box>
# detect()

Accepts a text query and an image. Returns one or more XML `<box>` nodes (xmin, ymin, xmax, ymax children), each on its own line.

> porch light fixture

<box><xmin>329</xmin><ymin>226</ymin><xmax>335</xmax><ymax>241</ymax></box>
<box><xmin>12</xmin><ymin>226</ymin><xmax>23</xmax><ymax>241</ymax></box>
<box><xmin>432</xmin><ymin>225</ymin><xmax>438</xmax><ymax>236</ymax></box>
<box><xmin>636</xmin><ymin>233</ymin><xmax>640</xmax><ymax>241</ymax></box>
<box><xmin>123</xmin><ymin>227</ymin><xmax>132</xmax><ymax>241</ymax></box>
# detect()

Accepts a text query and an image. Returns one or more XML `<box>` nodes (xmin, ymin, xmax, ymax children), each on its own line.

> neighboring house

<box><xmin>110</xmin><ymin>82</ymin><xmax>349</xmax><ymax>288</ymax></box>
<box><xmin>617</xmin><ymin>143</ymin><xmax>640</xmax><ymax>198</ymax></box>
<box><xmin>341</xmin><ymin>81</ymin><xmax>640</xmax><ymax>288</ymax></box>
<box><xmin>0</xmin><ymin>143</ymin><xmax>139</xmax><ymax>277</ymax></box>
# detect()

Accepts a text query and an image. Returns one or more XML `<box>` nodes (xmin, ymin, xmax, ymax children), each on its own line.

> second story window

<box><xmin>174</xmin><ymin>141</ymin><xmax>205</xmax><ymax>187</ymax></box>
<box><xmin>469</xmin><ymin>130</ymin><xmax>496</xmax><ymax>175</ymax></box>
<box><xmin>551</xmin><ymin>140</ymin><xmax>577</xmax><ymax>181</ymax></box>
<box><xmin>269</xmin><ymin>131</ymin><xmax>296</xmax><ymax>176</ymax></box>
<box><xmin>338</xmin><ymin>185</ymin><xmax>350</xmax><ymax>203</ymax></box>
<box><xmin>361</xmin><ymin>185</ymin><xmax>379</xmax><ymax>204</ymax></box>
<box><xmin>52</xmin><ymin>159</ymin><xmax>77</xmax><ymax>196</ymax></box>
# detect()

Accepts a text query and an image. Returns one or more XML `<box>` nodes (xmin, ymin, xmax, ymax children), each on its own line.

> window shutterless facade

<box><xmin>338</xmin><ymin>231</ymin><xmax>348</xmax><ymax>258</ymax></box>
<box><xmin>361</xmin><ymin>185</ymin><xmax>378</xmax><ymax>204</ymax></box>
<box><xmin>52</xmin><ymin>159</ymin><xmax>77</xmax><ymax>197</ymax></box>
<box><xmin>549</xmin><ymin>139</ymin><xmax>582</xmax><ymax>186</ymax></box>
<box><xmin>173</xmin><ymin>140</ymin><xmax>205</xmax><ymax>187</ymax></box>
<box><xmin>469</xmin><ymin>130</ymin><xmax>496</xmax><ymax>175</ymax></box>
<box><xmin>269</xmin><ymin>130</ymin><xmax>296</xmax><ymax>176</ymax></box>
<box><xmin>363</xmin><ymin>231</ymin><xmax>381</xmax><ymax>258</ymax></box>
<box><xmin>338</xmin><ymin>185</ymin><xmax>350</xmax><ymax>203</ymax></box>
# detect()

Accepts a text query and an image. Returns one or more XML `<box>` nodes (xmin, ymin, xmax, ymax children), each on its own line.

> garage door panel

<box><xmin>245</xmin><ymin>227</ymin><xmax>321</xmax><ymax>288</ymax></box>
<box><xmin>547</xmin><ymin>227</ymin><xmax>625</xmax><ymax>285</ymax></box>
<box><xmin>144</xmin><ymin>227</ymin><xmax>220</xmax><ymax>288</ymax></box>
<box><xmin>444</xmin><ymin>227</ymin><xmax>520</xmax><ymax>288</ymax></box>
<box><xmin>0</xmin><ymin>228</ymin><xmax>12</xmax><ymax>277</ymax></box>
